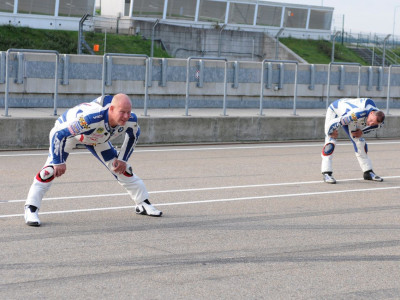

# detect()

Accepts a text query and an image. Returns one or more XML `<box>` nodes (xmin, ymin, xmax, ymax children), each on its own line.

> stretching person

<box><xmin>24</xmin><ymin>93</ymin><xmax>162</xmax><ymax>226</ymax></box>
<box><xmin>321</xmin><ymin>98</ymin><xmax>385</xmax><ymax>184</ymax></box>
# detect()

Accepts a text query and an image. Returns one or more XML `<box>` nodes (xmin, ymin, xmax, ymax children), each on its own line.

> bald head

<box><xmin>111</xmin><ymin>93</ymin><xmax>132</xmax><ymax>108</ymax></box>
<box><xmin>108</xmin><ymin>93</ymin><xmax>132</xmax><ymax>127</ymax></box>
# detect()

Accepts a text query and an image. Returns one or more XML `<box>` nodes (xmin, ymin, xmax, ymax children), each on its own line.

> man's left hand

<box><xmin>329</xmin><ymin>130</ymin><xmax>338</xmax><ymax>139</ymax></box>
<box><xmin>112</xmin><ymin>159</ymin><xmax>127</xmax><ymax>174</ymax></box>
<box><xmin>351</xmin><ymin>129</ymin><xmax>363</xmax><ymax>138</ymax></box>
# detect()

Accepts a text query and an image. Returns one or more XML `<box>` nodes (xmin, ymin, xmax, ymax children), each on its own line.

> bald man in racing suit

<box><xmin>322</xmin><ymin>98</ymin><xmax>385</xmax><ymax>184</ymax></box>
<box><xmin>24</xmin><ymin>94</ymin><xmax>162</xmax><ymax>226</ymax></box>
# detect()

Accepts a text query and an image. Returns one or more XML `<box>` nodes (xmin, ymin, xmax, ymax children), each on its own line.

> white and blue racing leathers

<box><xmin>25</xmin><ymin>95</ymin><xmax>149</xmax><ymax>209</ymax></box>
<box><xmin>321</xmin><ymin>98</ymin><xmax>382</xmax><ymax>174</ymax></box>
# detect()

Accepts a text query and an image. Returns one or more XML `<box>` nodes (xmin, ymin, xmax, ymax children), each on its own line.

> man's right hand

<box><xmin>329</xmin><ymin>130</ymin><xmax>338</xmax><ymax>139</ymax></box>
<box><xmin>53</xmin><ymin>164</ymin><xmax>66</xmax><ymax>177</ymax></box>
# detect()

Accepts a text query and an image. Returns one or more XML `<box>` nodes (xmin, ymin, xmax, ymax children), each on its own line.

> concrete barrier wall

<box><xmin>1</xmin><ymin>114</ymin><xmax>399</xmax><ymax>150</ymax></box>
<box><xmin>1</xmin><ymin>53</ymin><xmax>400</xmax><ymax>111</ymax></box>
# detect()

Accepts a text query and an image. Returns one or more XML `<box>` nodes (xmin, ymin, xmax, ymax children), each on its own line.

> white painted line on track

<box><xmin>3</xmin><ymin>175</ymin><xmax>400</xmax><ymax>204</ymax></box>
<box><xmin>2</xmin><ymin>184</ymin><xmax>400</xmax><ymax>219</ymax></box>
<box><xmin>0</xmin><ymin>140</ymin><xmax>399</xmax><ymax>157</ymax></box>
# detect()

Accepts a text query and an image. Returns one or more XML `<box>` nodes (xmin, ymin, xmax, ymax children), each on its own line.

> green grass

<box><xmin>280</xmin><ymin>37</ymin><xmax>369</xmax><ymax>65</ymax></box>
<box><xmin>0</xmin><ymin>25</ymin><xmax>170</xmax><ymax>57</ymax></box>
<box><xmin>0</xmin><ymin>25</ymin><xmax>78</xmax><ymax>53</ymax></box>
<box><xmin>83</xmin><ymin>31</ymin><xmax>170</xmax><ymax>57</ymax></box>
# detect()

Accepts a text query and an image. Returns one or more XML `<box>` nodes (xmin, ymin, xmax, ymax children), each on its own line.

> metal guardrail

<box><xmin>4</xmin><ymin>49</ymin><xmax>59</xmax><ymax>117</ymax></box>
<box><xmin>101</xmin><ymin>53</ymin><xmax>150</xmax><ymax>115</ymax></box>
<box><xmin>326</xmin><ymin>62</ymin><xmax>361</xmax><ymax>109</ymax></box>
<box><xmin>185</xmin><ymin>56</ymin><xmax>228</xmax><ymax>116</ymax></box>
<box><xmin>260</xmin><ymin>59</ymin><xmax>298</xmax><ymax>116</ymax></box>
<box><xmin>3</xmin><ymin>51</ymin><xmax>400</xmax><ymax>118</ymax></box>
<box><xmin>386</xmin><ymin>64</ymin><xmax>400</xmax><ymax>115</ymax></box>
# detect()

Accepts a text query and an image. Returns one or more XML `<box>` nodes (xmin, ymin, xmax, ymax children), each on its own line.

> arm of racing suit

<box><xmin>49</xmin><ymin>115</ymin><xmax>92</xmax><ymax>164</ymax></box>
<box><xmin>362</xmin><ymin>123</ymin><xmax>382</xmax><ymax>134</ymax></box>
<box><xmin>327</xmin><ymin>110</ymin><xmax>366</xmax><ymax>136</ymax></box>
<box><xmin>117</xmin><ymin>125</ymin><xmax>140</xmax><ymax>162</ymax></box>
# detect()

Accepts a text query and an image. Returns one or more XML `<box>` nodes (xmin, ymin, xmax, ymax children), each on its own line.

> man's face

<box><xmin>366</xmin><ymin>112</ymin><xmax>381</xmax><ymax>126</ymax></box>
<box><xmin>110</xmin><ymin>101</ymin><xmax>131</xmax><ymax>126</ymax></box>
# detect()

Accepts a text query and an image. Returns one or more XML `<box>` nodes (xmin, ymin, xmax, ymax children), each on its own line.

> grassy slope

<box><xmin>0</xmin><ymin>25</ymin><xmax>170</xmax><ymax>57</ymax></box>
<box><xmin>0</xmin><ymin>26</ymin><xmax>78</xmax><ymax>53</ymax></box>
<box><xmin>280</xmin><ymin>37</ymin><xmax>368</xmax><ymax>65</ymax></box>
<box><xmin>83</xmin><ymin>31</ymin><xmax>170</xmax><ymax>57</ymax></box>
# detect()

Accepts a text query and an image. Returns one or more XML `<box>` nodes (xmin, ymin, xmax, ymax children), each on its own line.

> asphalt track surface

<box><xmin>1</xmin><ymin>140</ymin><xmax>400</xmax><ymax>299</ymax></box>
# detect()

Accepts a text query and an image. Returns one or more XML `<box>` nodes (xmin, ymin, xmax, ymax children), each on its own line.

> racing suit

<box><xmin>321</xmin><ymin>98</ymin><xmax>382</xmax><ymax>174</ymax></box>
<box><xmin>25</xmin><ymin>95</ymin><xmax>149</xmax><ymax>210</ymax></box>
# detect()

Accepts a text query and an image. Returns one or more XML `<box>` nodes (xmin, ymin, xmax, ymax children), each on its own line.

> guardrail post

<box><xmin>377</xmin><ymin>67</ymin><xmax>383</xmax><ymax>91</ymax></box>
<box><xmin>367</xmin><ymin>66</ymin><xmax>373</xmax><ymax>91</ymax></box>
<box><xmin>309</xmin><ymin>64</ymin><xmax>315</xmax><ymax>90</ymax></box>
<box><xmin>260</xmin><ymin>59</ymin><xmax>298</xmax><ymax>116</ymax></box>
<box><xmin>4</xmin><ymin>49</ymin><xmax>59</xmax><ymax>117</ymax></box>
<box><xmin>185</xmin><ymin>56</ymin><xmax>228</xmax><ymax>116</ymax></box>
<box><xmin>101</xmin><ymin>53</ymin><xmax>149</xmax><ymax>115</ymax></box>
<box><xmin>61</xmin><ymin>54</ymin><xmax>69</xmax><ymax>85</ymax></box>
<box><xmin>266</xmin><ymin>62</ymin><xmax>272</xmax><ymax>89</ymax></box>
<box><xmin>0</xmin><ymin>52</ymin><xmax>5</xmax><ymax>84</ymax></box>
<box><xmin>147</xmin><ymin>57</ymin><xmax>153</xmax><ymax>88</ymax></box>
<box><xmin>278</xmin><ymin>63</ymin><xmax>284</xmax><ymax>90</ymax></box>
<box><xmin>232</xmin><ymin>61</ymin><xmax>239</xmax><ymax>89</ymax></box>
<box><xmin>16</xmin><ymin>53</ymin><xmax>24</xmax><ymax>84</ymax></box>
<box><xmin>339</xmin><ymin>65</ymin><xmax>345</xmax><ymax>90</ymax></box>
<box><xmin>196</xmin><ymin>60</ymin><xmax>204</xmax><ymax>88</ymax></box>
<box><xmin>159</xmin><ymin>58</ymin><xmax>168</xmax><ymax>87</ymax></box>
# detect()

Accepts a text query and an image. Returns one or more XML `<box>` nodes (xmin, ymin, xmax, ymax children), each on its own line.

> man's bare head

<box><xmin>108</xmin><ymin>93</ymin><xmax>132</xmax><ymax>127</ymax></box>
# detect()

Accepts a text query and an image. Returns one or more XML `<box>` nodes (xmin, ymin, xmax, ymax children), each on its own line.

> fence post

<box><xmin>260</xmin><ymin>59</ymin><xmax>298</xmax><ymax>116</ymax></box>
<box><xmin>4</xmin><ymin>49</ymin><xmax>59</xmax><ymax>117</ymax></box>
<box><xmin>185</xmin><ymin>56</ymin><xmax>228</xmax><ymax>116</ymax></box>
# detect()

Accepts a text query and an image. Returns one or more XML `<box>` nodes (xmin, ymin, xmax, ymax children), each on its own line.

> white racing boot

<box><xmin>135</xmin><ymin>200</ymin><xmax>162</xmax><ymax>217</ymax></box>
<box><xmin>323</xmin><ymin>172</ymin><xmax>336</xmax><ymax>184</ymax></box>
<box><xmin>24</xmin><ymin>205</ymin><xmax>41</xmax><ymax>226</ymax></box>
<box><xmin>363</xmin><ymin>170</ymin><xmax>383</xmax><ymax>182</ymax></box>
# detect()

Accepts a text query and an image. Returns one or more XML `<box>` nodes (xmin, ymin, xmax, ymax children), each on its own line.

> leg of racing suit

<box><xmin>25</xmin><ymin>136</ymin><xmax>76</xmax><ymax>209</ymax></box>
<box><xmin>321</xmin><ymin>109</ymin><xmax>337</xmax><ymax>174</ymax></box>
<box><xmin>321</xmin><ymin>136</ymin><xmax>336</xmax><ymax>174</ymax></box>
<box><xmin>86</xmin><ymin>142</ymin><xmax>149</xmax><ymax>205</ymax></box>
<box><xmin>342</xmin><ymin>126</ymin><xmax>373</xmax><ymax>172</ymax></box>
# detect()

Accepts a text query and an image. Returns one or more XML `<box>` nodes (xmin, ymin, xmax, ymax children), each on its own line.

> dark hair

<box><xmin>375</xmin><ymin>110</ymin><xmax>385</xmax><ymax>123</ymax></box>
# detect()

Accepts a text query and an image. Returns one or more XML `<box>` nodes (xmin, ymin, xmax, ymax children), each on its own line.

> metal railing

<box><xmin>326</xmin><ymin>62</ymin><xmax>361</xmax><ymax>108</ymax></box>
<box><xmin>185</xmin><ymin>56</ymin><xmax>228</xmax><ymax>116</ymax></box>
<box><xmin>386</xmin><ymin>64</ymin><xmax>400</xmax><ymax>115</ymax></box>
<box><xmin>3</xmin><ymin>52</ymin><xmax>400</xmax><ymax>117</ymax></box>
<box><xmin>101</xmin><ymin>53</ymin><xmax>150</xmax><ymax>115</ymax></box>
<box><xmin>259</xmin><ymin>59</ymin><xmax>298</xmax><ymax>116</ymax></box>
<box><xmin>4</xmin><ymin>49</ymin><xmax>59</xmax><ymax>117</ymax></box>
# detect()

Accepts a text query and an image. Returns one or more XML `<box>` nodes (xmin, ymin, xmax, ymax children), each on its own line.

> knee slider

<box><xmin>322</xmin><ymin>143</ymin><xmax>335</xmax><ymax>156</ymax></box>
<box><xmin>36</xmin><ymin>166</ymin><xmax>55</xmax><ymax>183</ymax></box>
